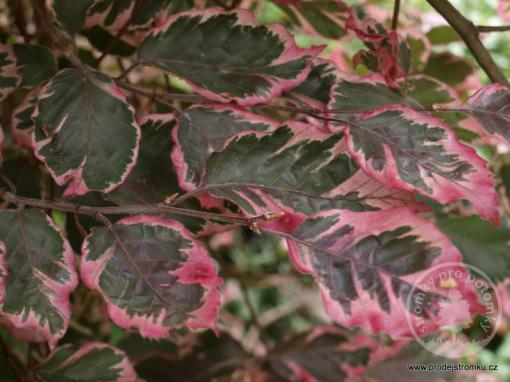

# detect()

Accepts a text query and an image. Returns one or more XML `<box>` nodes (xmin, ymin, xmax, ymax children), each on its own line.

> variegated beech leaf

<box><xmin>328</xmin><ymin>74</ymin><xmax>456</xmax><ymax>118</ymax></box>
<box><xmin>277</xmin><ymin>207</ymin><xmax>483</xmax><ymax>338</ymax></box>
<box><xmin>33</xmin><ymin>68</ymin><xmax>140</xmax><ymax>196</ymax></box>
<box><xmin>81</xmin><ymin>215</ymin><xmax>221</xmax><ymax>338</ymax></box>
<box><xmin>268</xmin><ymin>326</ymin><xmax>405</xmax><ymax>382</ymax></box>
<box><xmin>0</xmin><ymin>209</ymin><xmax>78</xmax><ymax>347</ymax></box>
<box><xmin>172</xmin><ymin>105</ymin><xmax>419</xmax><ymax>216</ymax></box>
<box><xmin>274</xmin><ymin>0</ymin><xmax>349</xmax><ymax>39</ymax></box>
<box><xmin>462</xmin><ymin>84</ymin><xmax>510</xmax><ymax>144</ymax></box>
<box><xmin>329</xmin><ymin>75</ymin><xmax>419</xmax><ymax>120</ymax></box>
<box><xmin>0</xmin><ymin>44</ymin><xmax>20</xmax><ymax>101</ymax></box>
<box><xmin>36</xmin><ymin>342</ymin><xmax>139</xmax><ymax>382</ymax></box>
<box><xmin>343</xmin><ymin>106</ymin><xmax>498</xmax><ymax>224</ymax></box>
<box><xmin>328</xmin><ymin>73</ymin><xmax>469</xmax><ymax>135</ymax></box>
<box><xmin>138</xmin><ymin>9</ymin><xmax>322</xmax><ymax>105</ymax></box>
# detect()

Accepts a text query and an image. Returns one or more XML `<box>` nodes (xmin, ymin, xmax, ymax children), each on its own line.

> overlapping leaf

<box><xmin>278</xmin><ymin>207</ymin><xmax>482</xmax><ymax>338</ymax></box>
<box><xmin>81</xmin><ymin>215</ymin><xmax>221</xmax><ymax>338</ymax></box>
<box><xmin>50</xmin><ymin>0</ymin><xmax>95</xmax><ymax>34</ymax></box>
<box><xmin>287</xmin><ymin>59</ymin><xmax>338</xmax><ymax>108</ymax></box>
<box><xmin>0</xmin><ymin>44</ymin><xmax>19</xmax><ymax>100</ymax></box>
<box><xmin>328</xmin><ymin>72</ymin><xmax>454</xmax><ymax>119</ymax></box>
<box><xmin>0</xmin><ymin>209</ymin><xmax>78</xmax><ymax>347</ymax></box>
<box><xmin>328</xmin><ymin>74</ymin><xmax>419</xmax><ymax>119</ymax></box>
<box><xmin>274</xmin><ymin>0</ymin><xmax>349</xmax><ymax>39</ymax></box>
<box><xmin>172</xmin><ymin>105</ymin><xmax>419</xmax><ymax>216</ymax></box>
<box><xmin>172</xmin><ymin>105</ymin><xmax>276</xmax><ymax>191</ymax></box>
<box><xmin>337</xmin><ymin>105</ymin><xmax>497</xmax><ymax>224</ymax></box>
<box><xmin>13</xmin><ymin>44</ymin><xmax>58</xmax><ymax>87</ymax></box>
<box><xmin>138</xmin><ymin>9</ymin><xmax>322</xmax><ymax>105</ymax></box>
<box><xmin>461</xmin><ymin>84</ymin><xmax>510</xmax><ymax>144</ymax></box>
<box><xmin>346</xmin><ymin>9</ymin><xmax>410</xmax><ymax>87</ymax></box>
<box><xmin>33</xmin><ymin>68</ymin><xmax>140</xmax><ymax>196</ymax></box>
<box><xmin>107</xmin><ymin>114</ymin><xmax>178</xmax><ymax>205</ymax></box>
<box><xmin>36</xmin><ymin>342</ymin><xmax>139</xmax><ymax>382</ymax></box>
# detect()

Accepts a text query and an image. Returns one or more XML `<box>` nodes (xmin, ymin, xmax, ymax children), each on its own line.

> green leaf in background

<box><xmin>436</xmin><ymin>215</ymin><xmax>510</xmax><ymax>283</ymax></box>
<box><xmin>13</xmin><ymin>44</ymin><xmax>58</xmax><ymax>87</ymax></box>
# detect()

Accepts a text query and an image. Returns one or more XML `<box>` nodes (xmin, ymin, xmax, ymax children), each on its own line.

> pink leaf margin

<box><xmin>40</xmin><ymin>342</ymin><xmax>139</xmax><ymax>382</ymax></box>
<box><xmin>80</xmin><ymin>215</ymin><xmax>222</xmax><ymax>338</ymax></box>
<box><xmin>279</xmin><ymin>326</ymin><xmax>408</xmax><ymax>382</ymax></box>
<box><xmin>0</xmin><ymin>44</ymin><xmax>20</xmax><ymax>101</ymax></box>
<box><xmin>31</xmin><ymin>71</ymin><xmax>141</xmax><ymax>196</ymax></box>
<box><xmin>171</xmin><ymin>104</ymin><xmax>279</xmax><ymax>192</ymax></box>
<box><xmin>143</xmin><ymin>8</ymin><xmax>324</xmax><ymax>106</ymax></box>
<box><xmin>0</xmin><ymin>214</ymin><xmax>78</xmax><ymax>348</ymax></box>
<box><xmin>344</xmin><ymin>105</ymin><xmax>499</xmax><ymax>225</ymax></box>
<box><xmin>285</xmin><ymin>207</ymin><xmax>485</xmax><ymax>339</ymax></box>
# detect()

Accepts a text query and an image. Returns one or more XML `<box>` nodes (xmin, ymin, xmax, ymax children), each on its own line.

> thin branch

<box><xmin>391</xmin><ymin>0</ymin><xmax>401</xmax><ymax>30</ymax></box>
<box><xmin>116</xmin><ymin>80</ymin><xmax>204</xmax><ymax>103</ymax></box>
<box><xmin>0</xmin><ymin>190</ymin><xmax>250</xmax><ymax>225</ymax></box>
<box><xmin>426</xmin><ymin>0</ymin><xmax>509</xmax><ymax>85</ymax></box>
<box><xmin>116</xmin><ymin>79</ymin><xmax>443</xmax><ymax>120</ymax></box>
<box><xmin>477</xmin><ymin>25</ymin><xmax>510</xmax><ymax>33</ymax></box>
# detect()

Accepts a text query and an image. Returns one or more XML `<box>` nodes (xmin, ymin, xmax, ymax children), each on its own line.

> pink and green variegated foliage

<box><xmin>2</xmin><ymin>0</ymin><xmax>510</xmax><ymax>379</ymax></box>
<box><xmin>172</xmin><ymin>104</ymin><xmax>420</xmax><ymax>215</ymax></box>
<box><xmin>345</xmin><ymin>8</ymin><xmax>410</xmax><ymax>88</ymax></box>
<box><xmin>274</xmin><ymin>0</ymin><xmax>349</xmax><ymax>39</ymax></box>
<box><xmin>138</xmin><ymin>9</ymin><xmax>323</xmax><ymax>105</ymax></box>
<box><xmin>81</xmin><ymin>215</ymin><xmax>221</xmax><ymax>338</ymax></box>
<box><xmin>267</xmin><ymin>326</ymin><xmax>406</xmax><ymax>382</ymax></box>
<box><xmin>36</xmin><ymin>342</ymin><xmax>139</xmax><ymax>381</ymax></box>
<box><xmin>0</xmin><ymin>209</ymin><xmax>78</xmax><ymax>347</ymax></box>
<box><xmin>33</xmin><ymin>68</ymin><xmax>140</xmax><ymax>196</ymax></box>
<box><xmin>0</xmin><ymin>44</ymin><xmax>20</xmax><ymax>100</ymax></box>
<box><xmin>462</xmin><ymin>84</ymin><xmax>510</xmax><ymax>144</ymax></box>
<box><xmin>328</xmin><ymin>75</ymin><xmax>499</xmax><ymax>224</ymax></box>
<box><xmin>281</xmin><ymin>207</ymin><xmax>484</xmax><ymax>338</ymax></box>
